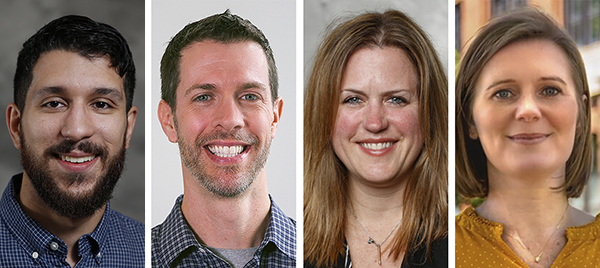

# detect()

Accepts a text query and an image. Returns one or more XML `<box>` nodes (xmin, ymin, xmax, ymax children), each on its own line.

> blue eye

<box><xmin>493</xmin><ymin>90</ymin><xmax>512</xmax><ymax>99</ymax></box>
<box><xmin>343</xmin><ymin>96</ymin><xmax>362</xmax><ymax>104</ymax></box>
<box><xmin>195</xmin><ymin>94</ymin><xmax>211</xmax><ymax>102</ymax></box>
<box><xmin>389</xmin><ymin>96</ymin><xmax>407</xmax><ymax>105</ymax></box>
<box><xmin>241</xmin><ymin>94</ymin><xmax>259</xmax><ymax>101</ymax></box>
<box><xmin>542</xmin><ymin>87</ymin><xmax>560</xmax><ymax>96</ymax></box>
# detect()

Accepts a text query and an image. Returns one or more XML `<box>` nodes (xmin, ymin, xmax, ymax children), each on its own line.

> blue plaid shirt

<box><xmin>0</xmin><ymin>174</ymin><xmax>144</xmax><ymax>267</ymax></box>
<box><xmin>152</xmin><ymin>194</ymin><xmax>296</xmax><ymax>267</ymax></box>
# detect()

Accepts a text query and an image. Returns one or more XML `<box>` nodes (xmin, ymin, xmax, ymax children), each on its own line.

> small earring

<box><xmin>468</xmin><ymin>127</ymin><xmax>478</xmax><ymax>140</ymax></box>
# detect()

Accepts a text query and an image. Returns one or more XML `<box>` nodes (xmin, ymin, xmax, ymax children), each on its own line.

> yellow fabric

<box><xmin>456</xmin><ymin>207</ymin><xmax>600</xmax><ymax>267</ymax></box>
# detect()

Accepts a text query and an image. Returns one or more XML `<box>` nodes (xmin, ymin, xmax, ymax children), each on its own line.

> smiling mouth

<box><xmin>508</xmin><ymin>133</ymin><xmax>551</xmax><ymax>140</ymax></box>
<box><xmin>59</xmin><ymin>155</ymin><xmax>96</xmax><ymax>163</ymax></box>
<box><xmin>206</xmin><ymin>145</ymin><xmax>248</xmax><ymax>158</ymax></box>
<box><xmin>359</xmin><ymin>142</ymin><xmax>394</xmax><ymax>150</ymax></box>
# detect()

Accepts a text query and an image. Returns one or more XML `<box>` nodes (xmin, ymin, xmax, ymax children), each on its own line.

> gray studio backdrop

<box><xmin>0</xmin><ymin>0</ymin><xmax>145</xmax><ymax>223</ymax></box>
<box><xmin>304</xmin><ymin>0</ymin><xmax>448</xmax><ymax>82</ymax></box>
<box><xmin>152</xmin><ymin>0</ymin><xmax>296</xmax><ymax>226</ymax></box>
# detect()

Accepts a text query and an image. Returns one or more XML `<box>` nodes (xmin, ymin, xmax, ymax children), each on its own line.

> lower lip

<box><xmin>358</xmin><ymin>143</ymin><xmax>395</xmax><ymax>156</ymax></box>
<box><xmin>509</xmin><ymin>135</ymin><xmax>550</xmax><ymax>145</ymax></box>
<box><xmin>204</xmin><ymin>146</ymin><xmax>251</xmax><ymax>164</ymax></box>
<box><xmin>56</xmin><ymin>156</ymin><xmax>99</xmax><ymax>173</ymax></box>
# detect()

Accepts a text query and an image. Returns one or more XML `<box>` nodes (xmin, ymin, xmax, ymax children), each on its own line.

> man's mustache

<box><xmin>45</xmin><ymin>140</ymin><xmax>108</xmax><ymax>159</ymax></box>
<box><xmin>195</xmin><ymin>130</ymin><xmax>260</xmax><ymax>147</ymax></box>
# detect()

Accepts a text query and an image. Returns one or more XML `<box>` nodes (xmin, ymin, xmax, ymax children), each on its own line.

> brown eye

<box><xmin>93</xmin><ymin>102</ymin><xmax>111</xmax><ymax>109</ymax></box>
<box><xmin>43</xmin><ymin>101</ymin><xmax>64</xmax><ymax>108</ymax></box>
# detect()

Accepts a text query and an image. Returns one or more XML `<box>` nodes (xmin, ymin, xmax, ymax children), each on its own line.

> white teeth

<box><xmin>60</xmin><ymin>155</ymin><xmax>95</xmax><ymax>163</ymax></box>
<box><xmin>208</xmin><ymin>145</ymin><xmax>244</xmax><ymax>158</ymax></box>
<box><xmin>360</xmin><ymin>142</ymin><xmax>393</xmax><ymax>150</ymax></box>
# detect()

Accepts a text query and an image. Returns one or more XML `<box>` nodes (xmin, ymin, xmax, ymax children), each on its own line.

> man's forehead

<box><xmin>28</xmin><ymin>50</ymin><xmax>125</xmax><ymax>98</ymax></box>
<box><xmin>177</xmin><ymin>40</ymin><xmax>271</xmax><ymax>93</ymax></box>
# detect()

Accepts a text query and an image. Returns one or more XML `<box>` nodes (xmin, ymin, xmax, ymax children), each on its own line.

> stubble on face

<box><xmin>176</xmin><ymin>119</ymin><xmax>271</xmax><ymax>198</ymax></box>
<box><xmin>20</xmin><ymin>132</ymin><xmax>126</xmax><ymax>219</ymax></box>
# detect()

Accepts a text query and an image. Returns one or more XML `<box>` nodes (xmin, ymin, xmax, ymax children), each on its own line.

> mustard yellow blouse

<box><xmin>456</xmin><ymin>207</ymin><xmax>600</xmax><ymax>267</ymax></box>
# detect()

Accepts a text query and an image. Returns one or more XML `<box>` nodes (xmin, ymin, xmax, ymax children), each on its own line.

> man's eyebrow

<box><xmin>185</xmin><ymin>83</ymin><xmax>215</xmax><ymax>96</ymax></box>
<box><xmin>31</xmin><ymin>86</ymin><xmax>66</xmax><ymax>99</ymax></box>
<box><xmin>241</xmin><ymin>82</ymin><xmax>267</xmax><ymax>90</ymax></box>
<box><xmin>94</xmin><ymin>87</ymin><xmax>124</xmax><ymax>102</ymax></box>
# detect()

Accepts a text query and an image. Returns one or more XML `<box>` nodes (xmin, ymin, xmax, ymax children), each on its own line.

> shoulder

<box><xmin>106</xmin><ymin>208</ymin><xmax>144</xmax><ymax>235</ymax></box>
<box><xmin>403</xmin><ymin>236</ymin><xmax>448</xmax><ymax>268</ymax></box>
<box><xmin>104</xmin><ymin>208</ymin><xmax>144</xmax><ymax>249</ymax></box>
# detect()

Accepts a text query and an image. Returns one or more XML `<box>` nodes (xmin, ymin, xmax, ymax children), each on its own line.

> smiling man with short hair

<box><xmin>0</xmin><ymin>15</ymin><xmax>143</xmax><ymax>267</ymax></box>
<box><xmin>152</xmin><ymin>10</ymin><xmax>296</xmax><ymax>268</ymax></box>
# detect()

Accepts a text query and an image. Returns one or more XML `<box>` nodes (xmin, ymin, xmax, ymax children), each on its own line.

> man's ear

<box><xmin>6</xmin><ymin>103</ymin><xmax>22</xmax><ymax>149</ymax></box>
<box><xmin>124</xmin><ymin>106</ymin><xmax>138</xmax><ymax>149</ymax></box>
<box><xmin>158</xmin><ymin>100</ymin><xmax>178</xmax><ymax>143</ymax></box>
<box><xmin>270</xmin><ymin>97</ymin><xmax>283</xmax><ymax>139</ymax></box>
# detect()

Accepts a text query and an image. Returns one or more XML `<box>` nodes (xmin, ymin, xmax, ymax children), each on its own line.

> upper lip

<box><xmin>204</xmin><ymin>140</ymin><xmax>251</xmax><ymax>147</ymax></box>
<box><xmin>508</xmin><ymin>133</ymin><xmax>550</xmax><ymax>139</ymax></box>
<box><xmin>356</xmin><ymin>138</ymin><xmax>398</xmax><ymax>143</ymax></box>
<box><xmin>56</xmin><ymin>151</ymin><xmax>96</xmax><ymax>158</ymax></box>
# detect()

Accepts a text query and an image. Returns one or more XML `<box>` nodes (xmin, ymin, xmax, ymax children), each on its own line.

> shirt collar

<box><xmin>261</xmin><ymin>195</ymin><xmax>296</xmax><ymax>260</ymax></box>
<box><xmin>0</xmin><ymin>174</ymin><xmax>111</xmax><ymax>263</ymax></box>
<box><xmin>153</xmin><ymin>195</ymin><xmax>201</xmax><ymax>265</ymax></box>
<box><xmin>157</xmin><ymin>194</ymin><xmax>296</xmax><ymax>265</ymax></box>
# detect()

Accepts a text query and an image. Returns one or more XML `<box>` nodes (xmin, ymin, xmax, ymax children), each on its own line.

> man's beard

<box><xmin>177</xmin><ymin>128</ymin><xmax>271</xmax><ymax>198</ymax></box>
<box><xmin>20</xmin><ymin>134</ymin><xmax>126</xmax><ymax>219</ymax></box>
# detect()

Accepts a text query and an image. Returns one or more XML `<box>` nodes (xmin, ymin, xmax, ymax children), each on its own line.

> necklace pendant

<box><xmin>376</xmin><ymin>244</ymin><xmax>382</xmax><ymax>266</ymax></box>
<box><xmin>535</xmin><ymin>256</ymin><xmax>541</xmax><ymax>263</ymax></box>
<box><xmin>367</xmin><ymin>238</ymin><xmax>374</xmax><ymax>244</ymax></box>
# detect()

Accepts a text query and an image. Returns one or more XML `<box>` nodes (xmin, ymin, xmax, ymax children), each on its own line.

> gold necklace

<box><xmin>506</xmin><ymin>204</ymin><xmax>568</xmax><ymax>263</ymax></box>
<box><xmin>348</xmin><ymin>204</ymin><xmax>402</xmax><ymax>266</ymax></box>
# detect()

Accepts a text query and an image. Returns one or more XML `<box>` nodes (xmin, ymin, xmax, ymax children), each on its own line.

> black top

<box><xmin>305</xmin><ymin>236</ymin><xmax>448</xmax><ymax>268</ymax></box>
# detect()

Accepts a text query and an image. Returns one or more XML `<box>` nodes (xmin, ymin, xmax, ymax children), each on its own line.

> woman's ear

<box><xmin>468</xmin><ymin>124</ymin><xmax>479</xmax><ymax>140</ymax></box>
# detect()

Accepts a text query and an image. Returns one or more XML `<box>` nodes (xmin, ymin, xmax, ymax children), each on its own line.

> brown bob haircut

<box><xmin>304</xmin><ymin>10</ymin><xmax>447</xmax><ymax>267</ymax></box>
<box><xmin>456</xmin><ymin>8</ymin><xmax>592</xmax><ymax>199</ymax></box>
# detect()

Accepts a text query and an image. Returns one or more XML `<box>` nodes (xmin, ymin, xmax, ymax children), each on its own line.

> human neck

<box><xmin>478</xmin><ymin>167</ymin><xmax>569</xmax><ymax>234</ymax></box>
<box><xmin>347</xmin><ymin>174</ymin><xmax>406</xmax><ymax>215</ymax></box>
<box><xmin>345</xmin><ymin>175</ymin><xmax>406</xmax><ymax>266</ymax></box>
<box><xmin>19</xmin><ymin>174</ymin><xmax>105</xmax><ymax>267</ymax></box>
<box><xmin>181</xmin><ymin>170</ymin><xmax>271</xmax><ymax>249</ymax></box>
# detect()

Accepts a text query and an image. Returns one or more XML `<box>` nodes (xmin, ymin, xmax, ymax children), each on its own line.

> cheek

<box><xmin>471</xmin><ymin>101</ymin><xmax>498</xmax><ymax>136</ymax></box>
<box><xmin>22</xmin><ymin>115</ymin><xmax>59</xmax><ymax>143</ymax></box>
<box><xmin>390</xmin><ymin>108</ymin><xmax>421</xmax><ymax>139</ymax></box>
<box><xmin>332</xmin><ymin>108</ymin><xmax>361</xmax><ymax>140</ymax></box>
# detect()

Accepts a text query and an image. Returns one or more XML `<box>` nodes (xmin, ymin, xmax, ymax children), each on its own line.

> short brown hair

<box><xmin>456</xmin><ymin>8</ymin><xmax>592</xmax><ymax>198</ymax></box>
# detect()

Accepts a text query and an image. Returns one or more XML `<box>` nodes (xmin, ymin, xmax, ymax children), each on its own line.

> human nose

<box><xmin>515</xmin><ymin>93</ymin><xmax>541</xmax><ymax>122</ymax></box>
<box><xmin>212</xmin><ymin>97</ymin><xmax>244</xmax><ymax>131</ymax></box>
<box><xmin>363</xmin><ymin>102</ymin><xmax>388</xmax><ymax>133</ymax></box>
<box><xmin>60</xmin><ymin>103</ymin><xmax>94</xmax><ymax>141</ymax></box>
